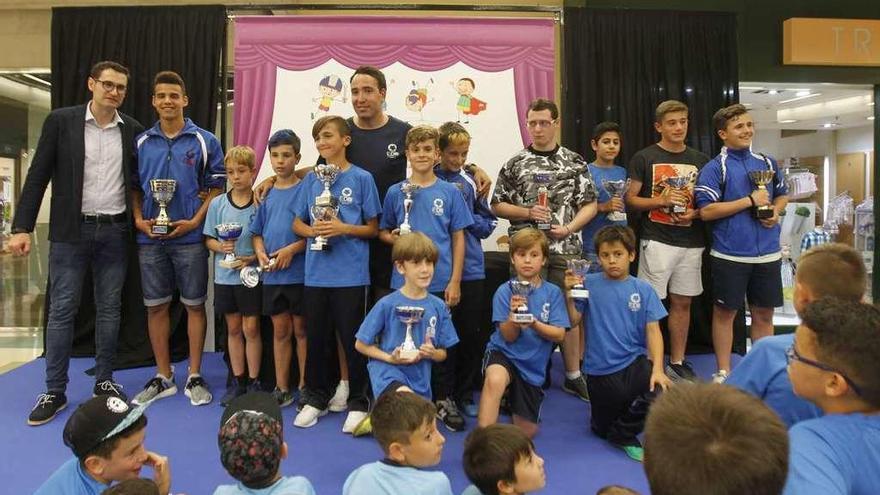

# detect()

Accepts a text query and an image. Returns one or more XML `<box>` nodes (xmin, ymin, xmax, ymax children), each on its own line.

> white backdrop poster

<box><xmin>258</xmin><ymin>60</ymin><xmax>523</xmax><ymax>248</ymax></box>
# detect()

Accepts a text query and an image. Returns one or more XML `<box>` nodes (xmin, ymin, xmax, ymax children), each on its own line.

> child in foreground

<box><xmin>461</xmin><ymin>424</ymin><xmax>546</xmax><ymax>495</ymax></box>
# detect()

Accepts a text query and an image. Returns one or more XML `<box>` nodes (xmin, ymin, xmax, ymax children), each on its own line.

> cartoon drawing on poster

<box><xmin>648</xmin><ymin>164</ymin><xmax>699</xmax><ymax>226</ymax></box>
<box><xmin>454</xmin><ymin>77</ymin><xmax>487</xmax><ymax>124</ymax></box>
<box><xmin>404</xmin><ymin>79</ymin><xmax>435</xmax><ymax>122</ymax></box>
<box><xmin>311</xmin><ymin>74</ymin><xmax>347</xmax><ymax>120</ymax></box>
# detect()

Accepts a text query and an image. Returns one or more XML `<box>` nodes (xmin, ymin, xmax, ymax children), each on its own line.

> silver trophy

<box><xmin>533</xmin><ymin>171</ymin><xmax>553</xmax><ymax>230</ymax></box>
<box><xmin>314</xmin><ymin>164</ymin><xmax>341</xmax><ymax>207</ymax></box>
<box><xmin>395</xmin><ymin>305</ymin><xmax>425</xmax><ymax>360</ymax></box>
<box><xmin>748</xmin><ymin>170</ymin><xmax>776</xmax><ymax>219</ymax></box>
<box><xmin>566</xmin><ymin>258</ymin><xmax>592</xmax><ymax>299</ymax></box>
<box><xmin>240</xmin><ymin>258</ymin><xmax>276</xmax><ymax>288</ymax></box>
<box><xmin>665</xmin><ymin>173</ymin><xmax>694</xmax><ymax>214</ymax></box>
<box><xmin>215</xmin><ymin>223</ymin><xmax>243</xmax><ymax>269</ymax></box>
<box><xmin>149</xmin><ymin>179</ymin><xmax>177</xmax><ymax>235</ymax></box>
<box><xmin>310</xmin><ymin>204</ymin><xmax>339</xmax><ymax>251</ymax></box>
<box><xmin>602</xmin><ymin>178</ymin><xmax>631</xmax><ymax>222</ymax></box>
<box><xmin>508</xmin><ymin>279</ymin><xmax>535</xmax><ymax>324</ymax></box>
<box><xmin>399</xmin><ymin>181</ymin><xmax>421</xmax><ymax>235</ymax></box>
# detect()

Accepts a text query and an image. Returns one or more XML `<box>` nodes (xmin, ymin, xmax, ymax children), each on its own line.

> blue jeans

<box><xmin>45</xmin><ymin>221</ymin><xmax>129</xmax><ymax>393</ymax></box>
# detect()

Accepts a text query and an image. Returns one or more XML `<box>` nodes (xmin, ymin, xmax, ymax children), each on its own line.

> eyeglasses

<box><xmin>526</xmin><ymin>119</ymin><xmax>557</xmax><ymax>129</ymax></box>
<box><xmin>786</xmin><ymin>344</ymin><xmax>863</xmax><ymax>397</ymax></box>
<box><xmin>94</xmin><ymin>79</ymin><xmax>127</xmax><ymax>94</ymax></box>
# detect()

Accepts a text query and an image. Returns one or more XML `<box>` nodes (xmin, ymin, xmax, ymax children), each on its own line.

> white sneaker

<box><xmin>294</xmin><ymin>405</ymin><xmax>327</xmax><ymax>428</ymax></box>
<box><xmin>342</xmin><ymin>410</ymin><xmax>369</xmax><ymax>434</ymax></box>
<box><xmin>712</xmin><ymin>370</ymin><xmax>730</xmax><ymax>384</ymax></box>
<box><xmin>328</xmin><ymin>380</ymin><xmax>349</xmax><ymax>412</ymax></box>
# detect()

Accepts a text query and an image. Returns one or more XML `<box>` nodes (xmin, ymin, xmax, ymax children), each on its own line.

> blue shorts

<box><xmin>138</xmin><ymin>242</ymin><xmax>208</xmax><ymax>307</ymax></box>
<box><xmin>711</xmin><ymin>256</ymin><xmax>783</xmax><ymax>310</ymax></box>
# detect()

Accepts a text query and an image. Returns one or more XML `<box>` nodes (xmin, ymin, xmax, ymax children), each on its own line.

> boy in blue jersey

<box><xmin>204</xmin><ymin>146</ymin><xmax>262</xmax><ymax>406</ymax></box>
<box><xmin>695</xmin><ymin>104</ymin><xmax>789</xmax><ymax>383</ymax></box>
<box><xmin>215</xmin><ymin>392</ymin><xmax>315</xmax><ymax>495</ymax></box>
<box><xmin>356</xmin><ymin>232</ymin><xmax>459</xmax><ymax>400</ymax></box>
<box><xmin>343</xmin><ymin>391</ymin><xmax>452</xmax><ymax>495</ymax></box>
<box><xmin>477</xmin><ymin>228</ymin><xmax>569</xmax><ymax>438</ymax></box>
<box><xmin>727</xmin><ymin>243</ymin><xmax>865</xmax><ymax>426</ymax></box>
<box><xmin>461</xmin><ymin>424</ymin><xmax>546</xmax><ymax>495</ymax></box>
<box><xmin>434</xmin><ymin>122</ymin><xmax>497</xmax><ymax>419</ymax></box>
<box><xmin>581</xmin><ymin>122</ymin><xmax>627</xmax><ymax>271</ymax></box>
<box><xmin>783</xmin><ymin>298</ymin><xmax>880</xmax><ymax>495</ymax></box>
<box><xmin>380</xmin><ymin>124</ymin><xmax>473</xmax><ymax>431</ymax></box>
<box><xmin>292</xmin><ymin>116</ymin><xmax>381</xmax><ymax>432</ymax></box>
<box><xmin>131</xmin><ymin>71</ymin><xmax>226</xmax><ymax>407</ymax></box>
<box><xmin>36</xmin><ymin>396</ymin><xmax>171</xmax><ymax>495</ymax></box>
<box><xmin>250</xmin><ymin>129</ymin><xmax>307</xmax><ymax>408</ymax></box>
<box><xmin>564</xmin><ymin>225</ymin><xmax>671</xmax><ymax>461</ymax></box>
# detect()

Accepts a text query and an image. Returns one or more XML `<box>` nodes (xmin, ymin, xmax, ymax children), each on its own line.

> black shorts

<box><xmin>380</xmin><ymin>380</ymin><xmax>409</xmax><ymax>398</ymax></box>
<box><xmin>711</xmin><ymin>256</ymin><xmax>783</xmax><ymax>310</ymax></box>
<box><xmin>262</xmin><ymin>284</ymin><xmax>304</xmax><ymax>316</ymax></box>
<box><xmin>483</xmin><ymin>350</ymin><xmax>544</xmax><ymax>423</ymax></box>
<box><xmin>214</xmin><ymin>283</ymin><xmax>262</xmax><ymax>316</ymax></box>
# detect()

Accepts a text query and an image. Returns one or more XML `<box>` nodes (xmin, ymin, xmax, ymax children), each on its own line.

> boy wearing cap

<box><xmin>215</xmin><ymin>392</ymin><xmax>315</xmax><ymax>495</ymax></box>
<box><xmin>35</xmin><ymin>396</ymin><xmax>170</xmax><ymax>495</ymax></box>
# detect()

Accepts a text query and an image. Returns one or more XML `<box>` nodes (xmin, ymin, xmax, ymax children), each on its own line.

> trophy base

<box><xmin>219</xmin><ymin>260</ymin><xmax>243</xmax><ymax>269</ymax></box>
<box><xmin>672</xmin><ymin>206</ymin><xmax>688</xmax><ymax>215</ymax></box>
<box><xmin>399</xmin><ymin>348</ymin><xmax>419</xmax><ymax>360</ymax></box>
<box><xmin>151</xmin><ymin>224</ymin><xmax>172</xmax><ymax>235</ymax></box>
<box><xmin>569</xmin><ymin>288</ymin><xmax>589</xmax><ymax>299</ymax></box>
<box><xmin>607</xmin><ymin>212</ymin><xmax>627</xmax><ymax>222</ymax></box>
<box><xmin>512</xmin><ymin>313</ymin><xmax>534</xmax><ymax>324</ymax></box>
<box><xmin>536</xmin><ymin>222</ymin><xmax>552</xmax><ymax>230</ymax></box>
<box><xmin>310</xmin><ymin>242</ymin><xmax>330</xmax><ymax>252</ymax></box>
<box><xmin>399</xmin><ymin>225</ymin><xmax>412</xmax><ymax>235</ymax></box>
<box><xmin>754</xmin><ymin>207</ymin><xmax>775</xmax><ymax>219</ymax></box>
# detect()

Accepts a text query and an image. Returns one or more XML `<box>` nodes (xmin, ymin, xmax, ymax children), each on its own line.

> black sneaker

<box><xmin>435</xmin><ymin>398</ymin><xmax>466</xmax><ymax>432</ymax></box>
<box><xmin>220</xmin><ymin>379</ymin><xmax>248</xmax><ymax>407</ymax></box>
<box><xmin>563</xmin><ymin>376</ymin><xmax>590</xmax><ymax>402</ymax></box>
<box><xmin>666</xmin><ymin>361</ymin><xmax>698</xmax><ymax>382</ymax></box>
<box><xmin>247</xmin><ymin>378</ymin><xmax>263</xmax><ymax>393</ymax></box>
<box><xmin>272</xmin><ymin>388</ymin><xmax>295</xmax><ymax>408</ymax></box>
<box><xmin>28</xmin><ymin>392</ymin><xmax>68</xmax><ymax>426</ymax></box>
<box><xmin>93</xmin><ymin>380</ymin><xmax>128</xmax><ymax>401</ymax></box>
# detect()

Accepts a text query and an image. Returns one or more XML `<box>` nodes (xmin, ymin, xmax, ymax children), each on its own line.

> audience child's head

<box><xmin>593</xmin><ymin>226</ymin><xmax>636</xmax><ymax>280</ymax></box>
<box><xmin>653</xmin><ymin>100</ymin><xmax>689</xmax><ymax>146</ymax></box>
<box><xmin>311</xmin><ymin>115</ymin><xmax>351</xmax><ymax>163</ymax></box>
<box><xmin>590</xmin><ymin>121</ymin><xmax>622</xmax><ymax>165</ymax></box>
<box><xmin>644</xmin><ymin>384</ymin><xmax>788</xmax><ymax>495</ymax></box>
<box><xmin>596</xmin><ymin>486</ymin><xmax>640</xmax><ymax>495</ymax></box>
<box><xmin>712</xmin><ymin>103</ymin><xmax>753</xmax><ymax>150</ymax></box>
<box><xmin>224</xmin><ymin>145</ymin><xmax>256</xmax><ymax>191</ymax></box>
<box><xmin>151</xmin><ymin>71</ymin><xmax>188</xmax><ymax>121</ymax></box>
<box><xmin>790</xmin><ymin>298</ymin><xmax>880</xmax><ymax>414</ymax></box>
<box><xmin>508</xmin><ymin>228</ymin><xmax>549</xmax><ymax>280</ymax></box>
<box><xmin>463</xmin><ymin>425</ymin><xmax>546</xmax><ymax>495</ymax></box>
<box><xmin>218</xmin><ymin>392</ymin><xmax>287</xmax><ymax>490</ymax></box>
<box><xmin>438</xmin><ymin>122</ymin><xmax>471</xmax><ymax>171</ymax></box>
<box><xmin>793</xmin><ymin>243</ymin><xmax>866</xmax><ymax>315</ymax></box>
<box><xmin>101</xmin><ymin>478</ymin><xmax>160</xmax><ymax>495</ymax></box>
<box><xmin>267</xmin><ymin>129</ymin><xmax>301</xmax><ymax>179</ymax></box>
<box><xmin>392</xmin><ymin>232</ymin><xmax>439</xmax><ymax>290</ymax></box>
<box><xmin>406</xmin><ymin>125</ymin><xmax>440</xmax><ymax>175</ymax></box>
<box><xmin>63</xmin><ymin>396</ymin><xmax>150</xmax><ymax>485</ymax></box>
<box><xmin>372</xmin><ymin>391</ymin><xmax>445</xmax><ymax>468</ymax></box>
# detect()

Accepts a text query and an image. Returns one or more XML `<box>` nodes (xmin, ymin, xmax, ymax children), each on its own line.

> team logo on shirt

<box><xmin>184</xmin><ymin>149</ymin><xmax>197</xmax><ymax>167</ymax></box>
<box><xmin>432</xmin><ymin>198</ymin><xmax>444</xmax><ymax>216</ymax></box>
<box><xmin>629</xmin><ymin>293</ymin><xmax>641</xmax><ymax>312</ymax></box>
<box><xmin>426</xmin><ymin>316</ymin><xmax>437</xmax><ymax>341</ymax></box>
<box><xmin>386</xmin><ymin>144</ymin><xmax>400</xmax><ymax>159</ymax></box>
<box><xmin>340</xmin><ymin>187</ymin><xmax>353</xmax><ymax>205</ymax></box>
<box><xmin>541</xmin><ymin>302</ymin><xmax>550</xmax><ymax>322</ymax></box>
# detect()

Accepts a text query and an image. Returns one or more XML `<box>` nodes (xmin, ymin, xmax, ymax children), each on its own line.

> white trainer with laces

<box><xmin>328</xmin><ymin>380</ymin><xmax>349</xmax><ymax>412</ymax></box>
<box><xmin>342</xmin><ymin>410</ymin><xmax>369</xmax><ymax>434</ymax></box>
<box><xmin>294</xmin><ymin>405</ymin><xmax>328</xmax><ymax>428</ymax></box>
<box><xmin>712</xmin><ymin>369</ymin><xmax>730</xmax><ymax>384</ymax></box>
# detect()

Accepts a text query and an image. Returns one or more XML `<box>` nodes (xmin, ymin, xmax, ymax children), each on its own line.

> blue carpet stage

<box><xmin>1</xmin><ymin>352</ymin><xmax>739</xmax><ymax>494</ymax></box>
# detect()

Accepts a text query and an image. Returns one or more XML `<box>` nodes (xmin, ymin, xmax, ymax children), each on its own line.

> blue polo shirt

<box><xmin>213</xmin><ymin>476</ymin><xmax>316</xmax><ymax>495</ymax></box>
<box><xmin>356</xmin><ymin>290</ymin><xmax>459</xmax><ymax>399</ymax></box>
<box><xmin>580</xmin><ymin>164</ymin><xmax>627</xmax><ymax>258</ymax></box>
<box><xmin>204</xmin><ymin>192</ymin><xmax>258</xmax><ymax>285</ymax></box>
<box><xmin>343</xmin><ymin>461</ymin><xmax>453</xmax><ymax>495</ymax></box>
<box><xmin>249</xmin><ymin>184</ymin><xmax>305</xmax><ymax>285</ymax></box>
<box><xmin>35</xmin><ymin>457</ymin><xmax>109</xmax><ymax>495</ymax></box>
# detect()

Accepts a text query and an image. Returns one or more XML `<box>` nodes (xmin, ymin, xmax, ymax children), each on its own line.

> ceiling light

<box><xmin>768</xmin><ymin>89</ymin><xmax>779</xmax><ymax>95</ymax></box>
<box><xmin>822</xmin><ymin>123</ymin><xmax>833</xmax><ymax>128</ymax></box>
<box><xmin>778</xmin><ymin>93</ymin><xmax>822</xmax><ymax>105</ymax></box>
<box><xmin>869</xmin><ymin>116</ymin><xmax>876</xmax><ymax>121</ymax></box>
<box><xmin>778</xmin><ymin>119</ymin><xmax>798</xmax><ymax>124</ymax></box>
<box><xmin>869</xmin><ymin>102</ymin><xmax>875</xmax><ymax>106</ymax></box>
<box><xmin>795</xmin><ymin>90</ymin><xmax>811</xmax><ymax>97</ymax></box>
<box><xmin>740</xmin><ymin>86</ymin><xmax>766</xmax><ymax>90</ymax></box>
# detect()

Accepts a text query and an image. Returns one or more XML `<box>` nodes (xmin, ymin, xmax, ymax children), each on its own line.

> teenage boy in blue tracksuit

<box><xmin>695</xmin><ymin>103</ymin><xmax>788</xmax><ymax>383</ymax></box>
<box><xmin>131</xmin><ymin>71</ymin><xmax>226</xmax><ymax>407</ymax></box>
<box><xmin>433</xmin><ymin>122</ymin><xmax>497</xmax><ymax>418</ymax></box>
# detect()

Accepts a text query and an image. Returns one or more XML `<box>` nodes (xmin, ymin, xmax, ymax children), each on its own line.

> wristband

<box><xmin>748</xmin><ymin>195</ymin><xmax>756</xmax><ymax>207</ymax></box>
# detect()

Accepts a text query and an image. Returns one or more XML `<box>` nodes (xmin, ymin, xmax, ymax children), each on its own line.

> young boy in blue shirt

<box><xmin>461</xmin><ymin>424</ymin><xmax>547</xmax><ymax>495</ymax></box>
<box><xmin>727</xmin><ymin>243</ymin><xmax>865</xmax><ymax>426</ymax></box>
<box><xmin>784</xmin><ymin>298</ymin><xmax>880</xmax><ymax>495</ymax></box>
<box><xmin>343</xmin><ymin>391</ymin><xmax>452</xmax><ymax>495</ymax></box>
<box><xmin>204</xmin><ymin>146</ymin><xmax>262</xmax><ymax>406</ymax></box>
<box><xmin>356</xmin><ymin>232</ymin><xmax>459</xmax><ymax>400</ymax></box>
<box><xmin>250</xmin><ymin>130</ymin><xmax>307</xmax><ymax>408</ymax></box>
<box><xmin>292</xmin><ymin>115</ymin><xmax>382</xmax><ymax>432</ymax></box>
<box><xmin>580</xmin><ymin>122</ymin><xmax>627</xmax><ymax>271</ymax></box>
<box><xmin>478</xmin><ymin>228</ymin><xmax>570</xmax><ymax>439</ymax></box>
<box><xmin>564</xmin><ymin>225</ymin><xmax>671</xmax><ymax>461</ymax></box>
<box><xmin>434</xmin><ymin>122</ymin><xmax>497</xmax><ymax>419</ymax></box>
<box><xmin>380</xmin><ymin>124</ymin><xmax>473</xmax><ymax>431</ymax></box>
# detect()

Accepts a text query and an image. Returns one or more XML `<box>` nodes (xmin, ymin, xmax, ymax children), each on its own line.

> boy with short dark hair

<box><xmin>478</xmin><ymin>228</ymin><xmax>570</xmax><ymax>438</ymax></box>
<box><xmin>204</xmin><ymin>145</ymin><xmax>261</xmax><ymax>406</ymax></box>
<box><xmin>595</xmin><ymin>486</ymin><xmax>640</xmax><ymax>495</ymax></box>
<box><xmin>380</xmin><ymin>124</ymin><xmax>473</xmax><ymax>431</ymax></box>
<box><xmin>461</xmin><ymin>424</ymin><xmax>546</xmax><ymax>495</ymax></box>
<box><xmin>356</xmin><ymin>232</ymin><xmax>459</xmax><ymax>399</ymax></box>
<box><xmin>565</xmin><ymin>225</ymin><xmax>671</xmax><ymax>461</ymax></box>
<box><xmin>783</xmin><ymin>298</ymin><xmax>880</xmax><ymax>494</ymax></box>
<box><xmin>35</xmin><ymin>396</ymin><xmax>171</xmax><ymax>495</ymax></box>
<box><xmin>215</xmin><ymin>392</ymin><xmax>315</xmax><ymax>495</ymax></box>
<box><xmin>343</xmin><ymin>391</ymin><xmax>452</xmax><ymax>495</ymax></box>
<box><xmin>581</xmin><ymin>121</ymin><xmax>627</xmax><ymax>270</ymax></box>
<box><xmin>250</xmin><ymin>129</ymin><xmax>307</xmax><ymax>408</ymax></box>
<box><xmin>726</xmin><ymin>243</ymin><xmax>865</xmax><ymax>426</ymax></box>
<box><xmin>644</xmin><ymin>383</ymin><xmax>789</xmax><ymax>495</ymax></box>
<box><xmin>101</xmin><ymin>479</ymin><xmax>160</xmax><ymax>495</ymax></box>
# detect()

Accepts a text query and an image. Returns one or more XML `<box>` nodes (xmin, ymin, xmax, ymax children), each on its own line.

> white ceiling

<box><xmin>740</xmin><ymin>82</ymin><xmax>874</xmax><ymax>131</ymax></box>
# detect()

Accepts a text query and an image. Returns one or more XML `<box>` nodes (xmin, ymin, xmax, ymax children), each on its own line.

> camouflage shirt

<box><xmin>492</xmin><ymin>145</ymin><xmax>597</xmax><ymax>254</ymax></box>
